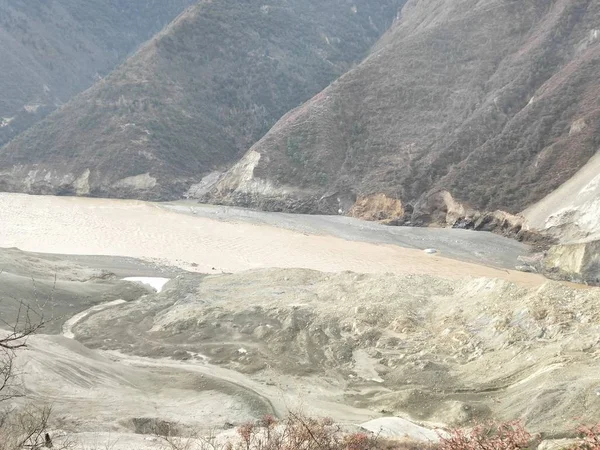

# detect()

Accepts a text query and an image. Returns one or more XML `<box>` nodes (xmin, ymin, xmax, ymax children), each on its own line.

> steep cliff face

<box><xmin>523</xmin><ymin>151</ymin><xmax>600</xmax><ymax>284</ymax></box>
<box><xmin>524</xmin><ymin>151</ymin><xmax>600</xmax><ymax>242</ymax></box>
<box><xmin>0</xmin><ymin>0</ymin><xmax>195</xmax><ymax>146</ymax></box>
<box><xmin>0</xmin><ymin>0</ymin><xmax>404</xmax><ymax>200</ymax></box>
<box><xmin>542</xmin><ymin>241</ymin><xmax>600</xmax><ymax>285</ymax></box>
<box><xmin>206</xmin><ymin>0</ymin><xmax>600</xmax><ymax>220</ymax></box>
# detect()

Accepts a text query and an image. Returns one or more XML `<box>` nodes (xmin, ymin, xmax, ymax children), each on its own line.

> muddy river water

<box><xmin>0</xmin><ymin>192</ymin><xmax>543</xmax><ymax>285</ymax></box>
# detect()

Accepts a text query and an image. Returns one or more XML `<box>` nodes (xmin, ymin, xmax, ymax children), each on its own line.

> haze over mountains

<box><xmin>0</xmin><ymin>0</ymin><xmax>196</xmax><ymax>146</ymax></box>
<box><xmin>0</xmin><ymin>0</ymin><xmax>403</xmax><ymax>199</ymax></box>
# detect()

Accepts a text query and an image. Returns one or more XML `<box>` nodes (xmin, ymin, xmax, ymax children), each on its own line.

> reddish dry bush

<box><xmin>568</xmin><ymin>424</ymin><xmax>600</xmax><ymax>449</ymax></box>
<box><xmin>228</xmin><ymin>413</ymin><xmax>433</xmax><ymax>450</ymax></box>
<box><xmin>344</xmin><ymin>432</ymin><xmax>372</xmax><ymax>450</ymax></box>
<box><xmin>438</xmin><ymin>421</ymin><xmax>532</xmax><ymax>450</ymax></box>
<box><xmin>238</xmin><ymin>422</ymin><xmax>256</xmax><ymax>450</ymax></box>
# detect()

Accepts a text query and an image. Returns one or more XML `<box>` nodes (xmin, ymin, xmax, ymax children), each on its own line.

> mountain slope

<box><xmin>524</xmin><ymin>151</ymin><xmax>600</xmax><ymax>243</ymax></box>
<box><xmin>205</xmin><ymin>0</ymin><xmax>600</xmax><ymax>222</ymax></box>
<box><xmin>0</xmin><ymin>0</ymin><xmax>404</xmax><ymax>200</ymax></box>
<box><xmin>0</xmin><ymin>0</ymin><xmax>195</xmax><ymax>146</ymax></box>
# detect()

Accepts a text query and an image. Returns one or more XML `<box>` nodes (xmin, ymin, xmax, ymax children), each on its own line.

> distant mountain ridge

<box><xmin>0</xmin><ymin>0</ymin><xmax>404</xmax><ymax>199</ymax></box>
<box><xmin>0</xmin><ymin>0</ymin><xmax>195</xmax><ymax>146</ymax></box>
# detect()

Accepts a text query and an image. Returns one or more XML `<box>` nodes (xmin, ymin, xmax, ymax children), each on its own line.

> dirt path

<box><xmin>62</xmin><ymin>299</ymin><xmax>127</xmax><ymax>339</ymax></box>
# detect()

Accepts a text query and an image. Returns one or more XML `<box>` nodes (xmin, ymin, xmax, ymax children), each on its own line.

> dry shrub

<box><xmin>568</xmin><ymin>424</ymin><xmax>600</xmax><ymax>449</ymax></box>
<box><xmin>235</xmin><ymin>413</ymin><xmax>353</xmax><ymax>450</ymax></box>
<box><xmin>0</xmin><ymin>298</ymin><xmax>56</xmax><ymax>450</ymax></box>
<box><xmin>162</xmin><ymin>413</ymin><xmax>433</xmax><ymax>450</ymax></box>
<box><xmin>0</xmin><ymin>405</ymin><xmax>73</xmax><ymax>450</ymax></box>
<box><xmin>438</xmin><ymin>421</ymin><xmax>532</xmax><ymax>450</ymax></box>
<box><xmin>235</xmin><ymin>412</ymin><xmax>433</xmax><ymax>450</ymax></box>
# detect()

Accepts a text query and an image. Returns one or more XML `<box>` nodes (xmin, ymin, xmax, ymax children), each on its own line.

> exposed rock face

<box><xmin>349</xmin><ymin>194</ymin><xmax>405</xmax><ymax>224</ymax></box>
<box><xmin>0</xmin><ymin>0</ymin><xmax>404</xmax><ymax>200</ymax></box>
<box><xmin>410</xmin><ymin>190</ymin><xmax>558</xmax><ymax>245</ymax></box>
<box><xmin>524</xmin><ymin>152</ymin><xmax>600</xmax><ymax>243</ymax></box>
<box><xmin>523</xmin><ymin>151</ymin><xmax>600</xmax><ymax>282</ymax></box>
<box><xmin>206</xmin><ymin>0</ymin><xmax>600</xmax><ymax>223</ymax></box>
<box><xmin>542</xmin><ymin>240</ymin><xmax>600</xmax><ymax>285</ymax></box>
<box><xmin>411</xmin><ymin>191</ymin><xmax>472</xmax><ymax>228</ymax></box>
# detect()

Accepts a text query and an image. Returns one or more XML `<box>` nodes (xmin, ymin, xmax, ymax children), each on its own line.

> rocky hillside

<box><xmin>520</xmin><ymin>151</ymin><xmax>600</xmax><ymax>285</ymax></box>
<box><xmin>0</xmin><ymin>0</ymin><xmax>195</xmax><ymax>147</ymax></box>
<box><xmin>205</xmin><ymin>0</ymin><xmax>600</xmax><ymax>225</ymax></box>
<box><xmin>0</xmin><ymin>0</ymin><xmax>404</xmax><ymax>200</ymax></box>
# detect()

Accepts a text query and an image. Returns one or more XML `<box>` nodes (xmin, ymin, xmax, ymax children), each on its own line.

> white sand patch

<box><xmin>353</xmin><ymin>349</ymin><xmax>384</xmax><ymax>383</ymax></box>
<box><xmin>123</xmin><ymin>277</ymin><xmax>170</xmax><ymax>292</ymax></box>
<box><xmin>53</xmin><ymin>432</ymin><xmax>161</xmax><ymax>450</ymax></box>
<box><xmin>63</xmin><ymin>300</ymin><xmax>127</xmax><ymax>339</ymax></box>
<box><xmin>507</xmin><ymin>363</ymin><xmax>564</xmax><ymax>390</ymax></box>
<box><xmin>0</xmin><ymin>117</ymin><xmax>14</xmax><ymax>127</ymax></box>
<box><xmin>112</xmin><ymin>173</ymin><xmax>157</xmax><ymax>190</ymax></box>
<box><xmin>23</xmin><ymin>103</ymin><xmax>41</xmax><ymax>113</ymax></box>
<box><xmin>360</xmin><ymin>417</ymin><xmax>442</xmax><ymax>442</ymax></box>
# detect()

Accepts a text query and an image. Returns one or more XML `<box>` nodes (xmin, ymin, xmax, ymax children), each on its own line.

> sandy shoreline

<box><xmin>0</xmin><ymin>193</ymin><xmax>544</xmax><ymax>286</ymax></box>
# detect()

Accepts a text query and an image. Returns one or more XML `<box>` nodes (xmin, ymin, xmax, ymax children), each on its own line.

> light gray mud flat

<box><xmin>162</xmin><ymin>201</ymin><xmax>530</xmax><ymax>270</ymax></box>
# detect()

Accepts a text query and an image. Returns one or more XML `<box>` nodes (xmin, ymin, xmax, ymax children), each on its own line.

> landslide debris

<box><xmin>75</xmin><ymin>268</ymin><xmax>600</xmax><ymax>435</ymax></box>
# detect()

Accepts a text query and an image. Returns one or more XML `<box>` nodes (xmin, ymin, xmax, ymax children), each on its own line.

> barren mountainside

<box><xmin>0</xmin><ymin>0</ymin><xmax>404</xmax><ymax>199</ymax></box>
<box><xmin>0</xmin><ymin>0</ymin><xmax>195</xmax><ymax>146</ymax></box>
<box><xmin>206</xmin><ymin>0</ymin><xmax>600</xmax><ymax>224</ymax></box>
